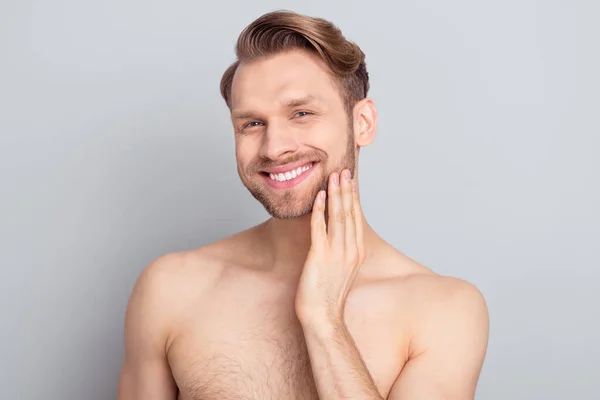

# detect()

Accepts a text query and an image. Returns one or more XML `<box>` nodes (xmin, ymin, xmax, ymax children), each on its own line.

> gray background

<box><xmin>1</xmin><ymin>0</ymin><xmax>598</xmax><ymax>399</ymax></box>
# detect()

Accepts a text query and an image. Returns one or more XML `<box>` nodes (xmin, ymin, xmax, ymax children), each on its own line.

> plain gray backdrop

<box><xmin>1</xmin><ymin>0</ymin><xmax>598</xmax><ymax>399</ymax></box>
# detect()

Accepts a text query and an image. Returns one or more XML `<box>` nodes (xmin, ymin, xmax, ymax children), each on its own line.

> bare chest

<box><xmin>168</xmin><ymin>286</ymin><xmax>407</xmax><ymax>399</ymax></box>
<box><xmin>169</xmin><ymin>306</ymin><xmax>318</xmax><ymax>399</ymax></box>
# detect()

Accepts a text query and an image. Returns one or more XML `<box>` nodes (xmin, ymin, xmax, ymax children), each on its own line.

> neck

<box><xmin>263</xmin><ymin>214</ymin><xmax>313</xmax><ymax>272</ymax></box>
<box><xmin>262</xmin><ymin>211</ymin><xmax>382</xmax><ymax>278</ymax></box>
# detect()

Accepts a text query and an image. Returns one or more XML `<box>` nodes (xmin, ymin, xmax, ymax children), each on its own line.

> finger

<box><xmin>352</xmin><ymin>178</ymin><xmax>366</xmax><ymax>264</ymax></box>
<box><xmin>310</xmin><ymin>190</ymin><xmax>327</xmax><ymax>252</ymax></box>
<box><xmin>327</xmin><ymin>171</ymin><xmax>344</xmax><ymax>249</ymax></box>
<box><xmin>341</xmin><ymin>169</ymin><xmax>357</xmax><ymax>258</ymax></box>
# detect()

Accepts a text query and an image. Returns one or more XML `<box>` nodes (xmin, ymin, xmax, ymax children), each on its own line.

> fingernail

<box><xmin>343</xmin><ymin>170</ymin><xmax>351</xmax><ymax>181</ymax></box>
<box><xmin>332</xmin><ymin>173</ymin><xmax>339</xmax><ymax>186</ymax></box>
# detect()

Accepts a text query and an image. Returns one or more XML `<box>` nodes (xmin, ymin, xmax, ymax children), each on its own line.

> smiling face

<box><xmin>229</xmin><ymin>49</ymin><xmax>357</xmax><ymax>219</ymax></box>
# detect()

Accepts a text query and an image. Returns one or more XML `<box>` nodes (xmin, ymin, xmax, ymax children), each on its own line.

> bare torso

<box><xmin>160</xmin><ymin>224</ymin><xmax>444</xmax><ymax>400</ymax></box>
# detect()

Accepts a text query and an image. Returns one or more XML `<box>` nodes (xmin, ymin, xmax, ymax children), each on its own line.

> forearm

<box><xmin>301</xmin><ymin>318</ymin><xmax>384</xmax><ymax>400</ymax></box>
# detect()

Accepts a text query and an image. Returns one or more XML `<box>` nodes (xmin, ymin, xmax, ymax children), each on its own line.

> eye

<box><xmin>294</xmin><ymin>111</ymin><xmax>312</xmax><ymax>118</ymax></box>
<box><xmin>243</xmin><ymin>121</ymin><xmax>263</xmax><ymax>129</ymax></box>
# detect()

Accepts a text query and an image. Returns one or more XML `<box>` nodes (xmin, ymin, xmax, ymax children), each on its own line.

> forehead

<box><xmin>230</xmin><ymin>50</ymin><xmax>342</xmax><ymax>111</ymax></box>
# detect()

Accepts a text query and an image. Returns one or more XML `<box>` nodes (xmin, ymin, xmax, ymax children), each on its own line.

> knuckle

<box><xmin>336</xmin><ymin>210</ymin><xmax>346</xmax><ymax>223</ymax></box>
<box><xmin>346</xmin><ymin>207</ymin><xmax>355</xmax><ymax>220</ymax></box>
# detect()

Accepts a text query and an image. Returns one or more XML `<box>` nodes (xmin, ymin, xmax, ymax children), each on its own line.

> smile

<box><xmin>261</xmin><ymin>162</ymin><xmax>316</xmax><ymax>189</ymax></box>
<box><xmin>268</xmin><ymin>163</ymin><xmax>313</xmax><ymax>182</ymax></box>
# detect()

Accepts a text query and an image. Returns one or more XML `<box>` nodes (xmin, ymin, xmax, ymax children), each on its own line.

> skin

<box><xmin>117</xmin><ymin>49</ymin><xmax>489</xmax><ymax>400</ymax></box>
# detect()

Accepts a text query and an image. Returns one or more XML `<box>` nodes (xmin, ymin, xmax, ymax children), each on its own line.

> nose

<box><xmin>259</xmin><ymin>121</ymin><xmax>299</xmax><ymax>160</ymax></box>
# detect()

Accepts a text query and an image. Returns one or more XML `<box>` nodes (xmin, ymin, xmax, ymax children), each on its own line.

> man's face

<box><xmin>229</xmin><ymin>50</ymin><xmax>356</xmax><ymax>219</ymax></box>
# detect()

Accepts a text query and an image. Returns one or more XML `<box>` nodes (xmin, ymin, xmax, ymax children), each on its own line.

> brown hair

<box><xmin>219</xmin><ymin>10</ymin><xmax>370</xmax><ymax>117</ymax></box>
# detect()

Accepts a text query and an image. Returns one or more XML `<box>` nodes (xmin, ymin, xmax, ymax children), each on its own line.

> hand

<box><xmin>295</xmin><ymin>169</ymin><xmax>366</xmax><ymax>324</ymax></box>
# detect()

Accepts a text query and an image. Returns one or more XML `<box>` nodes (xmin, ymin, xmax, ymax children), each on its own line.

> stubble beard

<box><xmin>240</xmin><ymin>131</ymin><xmax>356</xmax><ymax>220</ymax></box>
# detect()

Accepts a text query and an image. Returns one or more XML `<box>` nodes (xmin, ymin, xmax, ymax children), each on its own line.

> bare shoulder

<box><xmin>362</xmin><ymin>245</ymin><xmax>489</xmax><ymax>356</ymax></box>
<box><xmin>131</xmin><ymin>249</ymin><xmax>220</xmax><ymax>301</ymax></box>
<box><xmin>365</xmin><ymin>245</ymin><xmax>487</xmax><ymax>314</ymax></box>
<box><xmin>371</xmin><ymin>245</ymin><xmax>488</xmax><ymax>319</ymax></box>
<box><xmin>124</xmin><ymin>250</ymin><xmax>220</xmax><ymax>338</ymax></box>
<box><xmin>404</xmin><ymin>272</ymin><xmax>488</xmax><ymax>315</ymax></box>
<box><xmin>371</xmin><ymin>253</ymin><xmax>490</xmax><ymax>398</ymax></box>
<box><xmin>129</xmin><ymin>223</ymin><xmax>266</xmax><ymax>310</ymax></box>
<box><xmin>396</xmin><ymin>267</ymin><xmax>490</xmax><ymax>360</ymax></box>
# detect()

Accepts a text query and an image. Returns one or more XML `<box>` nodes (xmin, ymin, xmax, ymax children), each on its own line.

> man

<box><xmin>117</xmin><ymin>10</ymin><xmax>489</xmax><ymax>400</ymax></box>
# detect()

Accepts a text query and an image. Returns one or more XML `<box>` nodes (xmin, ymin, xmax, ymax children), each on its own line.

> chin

<box><xmin>253</xmin><ymin>193</ymin><xmax>316</xmax><ymax>219</ymax></box>
<box><xmin>268</xmin><ymin>206</ymin><xmax>313</xmax><ymax>220</ymax></box>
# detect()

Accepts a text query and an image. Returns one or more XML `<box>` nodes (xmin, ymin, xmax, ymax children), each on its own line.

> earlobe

<box><xmin>354</xmin><ymin>98</ymin><xmax>377</xmax><ymax>147</ymax></box>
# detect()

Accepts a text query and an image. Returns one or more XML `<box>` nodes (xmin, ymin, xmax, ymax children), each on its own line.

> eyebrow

<box><xmin>231</xmin><ymin>111</ymin><xmax>257</xmax><ymax>120</ymax></box>
<box><xmin>281</xmin><ymin>95</ymin><xmax>318</xmax><ymax>108</ymax></box>
<box><xmin>231</xmin><ymin>95</ymin><xmax>319</xmax><ymax>120</ymax></box>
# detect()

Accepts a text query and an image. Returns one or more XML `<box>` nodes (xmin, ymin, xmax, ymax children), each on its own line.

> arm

<box><xmin>117</xmin><ymin>256</ymin><xmax>180</xmax><ymax>400</ymax></box>
<box><xmin>300</xmin><ymin>279</ymin><xmax>489</xmax><ymax>400</ymax></box>
<box><xmin>300</xmin><ymin>317</ymin><xmax>384</xmax><ymax>399</ymax></box>
<box><xmin>388</xmin><ymin>280</ymin><xmax>489</xmax><ymax>399</ymax></box>
<box><xmin>296</xmin><ymin>170</ymin><xmax>383</xmax><ymax>399</ymax></box>
<box><xmin>297</xmin><ymin>170</ymin><xmax>488</xmax><ymax>399</ymax></box>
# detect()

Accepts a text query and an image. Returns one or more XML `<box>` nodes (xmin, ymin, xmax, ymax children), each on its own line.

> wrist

<box><xmin>297</xmin><ymin>308</ymin><xmax>346</xmax><ymax>335</ymax></box>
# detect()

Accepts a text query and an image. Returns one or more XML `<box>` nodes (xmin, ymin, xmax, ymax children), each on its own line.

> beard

<box><xmin>239</xmin><ymin>130</ymin><xmax>356</xmax><ymax>220</ymax></box>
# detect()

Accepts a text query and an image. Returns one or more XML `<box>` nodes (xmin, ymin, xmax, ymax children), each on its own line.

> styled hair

<box><xmin>219</xmin><ymin>10</ymin><xmax>370</xmax><ymax>116</ymax></box>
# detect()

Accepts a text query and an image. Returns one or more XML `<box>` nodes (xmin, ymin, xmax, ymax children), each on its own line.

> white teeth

<box><xmin>268</xmin><ymin>163</ymin><xmax>313</xmax><ymax>182</ymax></box>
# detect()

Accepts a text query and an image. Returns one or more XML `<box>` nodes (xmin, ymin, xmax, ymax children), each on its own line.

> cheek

<box><xmin>304</xmin><ymin>117</ymin><xmax>346</xmax><ymax>146</ymax></box>
<box><xmin>235</xmin><ymin>136</ymin><xmax>259</xmax><ymax>163</ymax></box>
<box><xmin>310</xmin><ymin>125</ymin><xmax>349</xmax><ymax>158</ymax></box>
<box><xmin>234</xmin><ymin>148</ymin><xmax>255</xmax><ymax>177</ymax></box>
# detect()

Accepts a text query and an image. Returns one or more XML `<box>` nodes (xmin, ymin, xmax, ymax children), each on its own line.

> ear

<box><xmin>353</xmin><ymin>98</ymin><xmax>378</xmax><ymax>148</ymax></box>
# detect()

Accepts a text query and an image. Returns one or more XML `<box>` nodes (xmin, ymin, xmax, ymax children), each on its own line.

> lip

<box><xmin>261</xmin><ymin>160</ymin><xmax>316</xmax><ymax>174</ymax></box>
<box><xmin>261</xmin><ymin>162</ymin><xmax>317</xmax><ymax>190</ymax></box>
